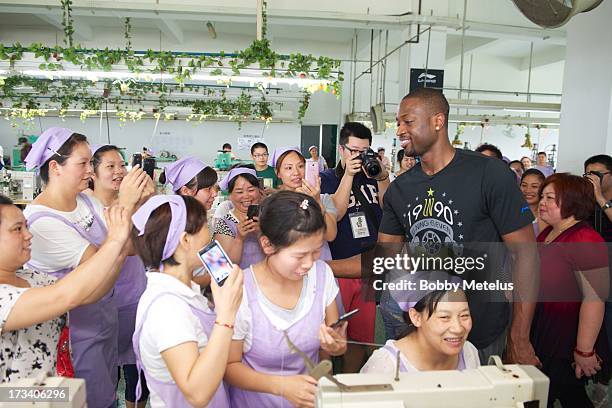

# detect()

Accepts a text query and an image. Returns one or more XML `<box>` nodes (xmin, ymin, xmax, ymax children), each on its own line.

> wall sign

<box><xmin>410</xmin><ymin>69</ymin><xmax>445</xmax><ymax>91</ymax></box>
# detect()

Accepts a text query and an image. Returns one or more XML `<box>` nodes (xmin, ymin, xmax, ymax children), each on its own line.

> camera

<box><xmin>358</xmin><ymin>148</ymin><xmax>382</xmax><ymax>178</ymax></box>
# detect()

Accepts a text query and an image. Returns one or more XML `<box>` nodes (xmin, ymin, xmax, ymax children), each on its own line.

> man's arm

<box><xmin>502</xmin><ymin>225</ymin><xmax>541</xmax><ymax>366</ymax></box>
<box><xmin>326</xmin><ymin>232</ymin><xmax>404</xmax><ymax>279</ymax></box>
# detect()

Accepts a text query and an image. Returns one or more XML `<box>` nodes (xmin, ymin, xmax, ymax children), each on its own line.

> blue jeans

<box><xmin>378</xmin><ymin>290</ymin><xmax>408</xmax><ymax>341</ymax></box>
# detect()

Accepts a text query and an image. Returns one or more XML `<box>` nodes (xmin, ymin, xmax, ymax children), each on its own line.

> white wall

<box><xmin>0</xmin><ymin>116</ymin><xmax>301</xmax><ymax>165</ymax></box>
<box><xmin>557</xmin><ymin>0</ymin><xmax>612</xmax><ymax>174</ymax></box>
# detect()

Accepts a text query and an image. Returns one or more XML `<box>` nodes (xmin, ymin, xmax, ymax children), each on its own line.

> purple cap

<box><xmin>24</xmin><ymin>127</ymin><xmax>75</xmax><ymax>171</ymax></box>
<box><xmin>90</xmin><ymin>144</ymin><xmax>108</xmax><ymax>156</ymax></box>
<box><xmin>395</xmin><ymin>271</ymin><xmax>463</xmax><ymax>311</ymax></box>
<box><xmin>164</xmin><ymin>157</ymin><xmax>208</xmax><ymax>190</ymax></box>
<box><xmin>268</xmin><ymin>146</ymin><xmax>302</xmax><ymax>167</ymax></box>
<box><xmin>132</xmin><ymin>195</ymin><xmax>187</xmax><ymax>266</ymax></box>
<box><xmin>219</xmin><ymin>167</ymin><xmax>257</xmax><ymax>192</ymax></box>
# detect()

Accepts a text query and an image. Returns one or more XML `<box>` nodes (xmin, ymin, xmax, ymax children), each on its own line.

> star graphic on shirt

<box><xmin>459</xmin><ymin>234</ymin><xmax>464</xmax><ymax>240</ymax></box>
<box><xmin>427</xmin><ymin>188</ymin><xmax>434</xmax><ymax>197</ymax></box>
<box><xmin>448</xmin><ymin>199</ymin><xmax>453</xmax><ymax>205</ymax></box>
<box><xmin>454</xmin><ymin>210</ymin><xmax>459</xmax><ymax>215</ymax></box>
<box><xmin>458</xmin><ymin>222</ymin><xmax>463</xmax><ymax>227</ymax></box>
<box><xmin>415</xmin><ymin>196</ymin><xmax>419</xmax><ymax>201</ymax></box>
<box><xmin>442</xmin><ymin>192</ymin><xmax>446</xmax><ymax>197</ymax></box>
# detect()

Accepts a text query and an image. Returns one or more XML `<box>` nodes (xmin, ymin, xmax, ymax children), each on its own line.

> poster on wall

<box><xmin>409</xmin><ymin>68</ymin><xmax>444</xmax><ymax>91</ymax></box>
<box><xmin>238</xmin><ymin>134</ymin><xmax>264</xmax><ymax>150</ymax></box>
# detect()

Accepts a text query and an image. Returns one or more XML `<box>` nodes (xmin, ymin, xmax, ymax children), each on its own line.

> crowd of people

<box><xmin>0</xmin><ymin>88</ymin><xmax>610</xmax><ymax>408</ymax></box>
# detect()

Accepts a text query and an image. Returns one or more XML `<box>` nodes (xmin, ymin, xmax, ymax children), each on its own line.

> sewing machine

<box><xmin>283</xmin><ymin>333</ymin><xmax>549</xmax><ymax>408</ymax></box>
<box><xmin>7</xmin><ymin>170</ymin><xmax>39</xmax><ymax>202</ymax></box>
<box><xmin>317</xmin><ymin>361</ymin><xmax>548</xmax><ymax>407</ymax></box>
<box><xmin>0</xmin><ymin>375</ymin><xmax>86</xmax><ymax>407</ymax></box>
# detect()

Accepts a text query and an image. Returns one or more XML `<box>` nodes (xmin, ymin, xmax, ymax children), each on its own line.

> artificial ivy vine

<box><xmin>60</xmin><ymin>0</ymin><xmax>74</xmax><ymax>48</ymax></box>
<box><xmin>0</xmin><ymin>0</ymin><xmax>343</xmax><ymax>127</ymax></box>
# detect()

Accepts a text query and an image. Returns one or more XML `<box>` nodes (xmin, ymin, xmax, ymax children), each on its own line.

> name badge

<box><xmin>349</xmin><ymin>212</ymin><xmax>370</xmax><ymax>239</ymax></box>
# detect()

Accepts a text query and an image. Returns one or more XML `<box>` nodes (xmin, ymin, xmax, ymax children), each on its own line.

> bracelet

<box><xmin>573</xmin><ymin>347</ymin><xmax>595</xmax><ymax>357</ymax></box>
<box><xmin>215</xmin><ymin>321</ymin><xmax>234</xmax><ymax>330</ymax></box>
<box><xmin>375</xmin><ymin>174</ymin><xmax>390</xmax><ymax>182</ymax></box>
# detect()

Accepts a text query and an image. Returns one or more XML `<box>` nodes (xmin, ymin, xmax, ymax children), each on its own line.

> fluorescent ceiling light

<box><xmin>2</xmin><ymin>69</ymin><xmax>332</xmax><ymax>87</ymax></box>
<box><xmin>504</xmin><ymin>108</ymin><xmax>560</xmax><ymax>114</ymax></box>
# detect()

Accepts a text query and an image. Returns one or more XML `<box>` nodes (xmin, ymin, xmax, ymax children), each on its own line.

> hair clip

<box><xmin>299</xmin><ymin>199</ymin><xmax>309</xmax><ymax>210</ymax></box>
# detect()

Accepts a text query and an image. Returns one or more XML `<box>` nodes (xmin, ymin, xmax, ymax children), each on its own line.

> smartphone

<box><xmin>143</xmin><ymin>157</ymin><xmax>156</xmax><ymax>179</ymax></box>
<box><xmin>257</xmin><ymin>177</ymin><xmax>265</xmax><ymax>189</ymax></box>
<box><xmin>197</xmin><ymin>240</ymin><xmax>233</xmax><ymax>286</ymax></box>
<box><xmin>131</xmin><ymin>153</ymin><xmax>143</xmax><ymax>168</ymax></box>
<box><xmin>305</xmin><ymin>161</ymin><xmax>319</xmax><ymax>186</ymax></box>
<box><xmin>247</xmin><ymin>204</ymin><xmax>260</xmax><ymax>220</ymax></box>
<box><xmin>263</xmin><ymin>178</ymin><xmax>274</xmax><ymax>189</ymax></box>
<box><xmin>331</xmin><ymin>309</ymin><xmax>359</xmax><ymax>328</ymax></box>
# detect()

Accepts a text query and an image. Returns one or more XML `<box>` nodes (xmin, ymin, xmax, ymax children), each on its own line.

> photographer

<box><xmin>320</xmin><ymin>122</ymin><xmax>390</xmax><ymax>372</ymax></box>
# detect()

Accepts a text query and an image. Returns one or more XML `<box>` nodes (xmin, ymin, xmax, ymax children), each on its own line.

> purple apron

<box><xmin>26</xmin><ymin>193</ymin><xmax>118</xmax><ymax>408</ymax></box>
<box><xmin>115</xmin><ymin>255</ymin><xmax>147</xmax><ymax>366</ymax></box>
<box><xmin>133</xmin><ymin>291</ymin><xmax>230</xmax><ymax>407</ymax></box>
<box><xmin>382</xmin><ymin>342</ymin><xmax>466</xmax><ymax>372</ymax></box>
<box><xmin>220</xmin><ymin>217</ymin><xmax>265</xmax><ymax>269</ymax></box>
<box><xmin>230</xmin><ymin>261</ymin><xmax>327</xmax><ymax>407</ymax></box>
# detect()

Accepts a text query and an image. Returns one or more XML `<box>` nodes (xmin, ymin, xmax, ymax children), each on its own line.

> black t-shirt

<box><xmin>590</xmin><ymin>206</ymin><xmax>612</xmax><ymax>243</ymax></box>
<box><xmin>320</xmin><ymin>167</ymin><xmax>383</xmax><ymax>260</ymax></box>
<box><xmin>380</xmin><ymin>149</ymin><xmax>534</xmax><ymax>348</ymax></box>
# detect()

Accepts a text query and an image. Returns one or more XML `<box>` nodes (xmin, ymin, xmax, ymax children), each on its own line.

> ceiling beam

<box><xmin>0</xmin><ymin>1</ymin><xmax>566</xmax><ymax>43</ymax></box>
<box><xmin>445</xmin><ymin>37</ymin><xmax>502</xmax><ymax>63</ymax></box>
<box><xmin>156</xmin><ymin>18</ymin><xmax>184</xmax><ymax>44</ymax></box>
<box><xmin>35</xmin><ymin>13</ymin><xmax>93</xmax><ymax>41</ymax></box>
<box><xmin>520</xmin><ymin>46</ymin><xmax>566</xmax><ymax>70</ymax></box>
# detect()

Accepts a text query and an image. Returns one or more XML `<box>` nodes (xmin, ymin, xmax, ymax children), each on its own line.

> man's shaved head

<box><xmin>401</xmin><ymin>88</ymin><xmax>450</xmax><ymax>128</ymax></box>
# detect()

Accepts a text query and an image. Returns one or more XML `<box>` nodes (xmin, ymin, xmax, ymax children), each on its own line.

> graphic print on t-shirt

<box><xmin>402</xmin><ymin>187</ymin><xmax>464</xmax><ymax>256</ymax></box>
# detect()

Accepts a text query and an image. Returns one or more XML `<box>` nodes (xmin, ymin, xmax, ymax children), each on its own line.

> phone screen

<box><xmin>198</xmin><ymin>241</ymin><xmax>233</xmax><ymax>286</ymax></box>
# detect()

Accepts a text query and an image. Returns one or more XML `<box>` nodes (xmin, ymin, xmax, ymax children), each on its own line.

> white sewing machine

<box><xmin>0</xmin><ymin>375</ymin><xmax>86</xmax><ymax>408</ymax></box>
<box><xmin>317</xmin><ymin>358</ymin><xmax>549</xmax><ymax>408</ymax></box>
<box><xmin>7</xmin><ymin>170</ymin><xmax>40</xmax><ymax>202</ymax></box>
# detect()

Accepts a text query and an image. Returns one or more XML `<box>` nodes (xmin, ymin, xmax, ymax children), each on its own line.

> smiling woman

<box><xmin>0</xmin><ymin>194</ymin><xmax>131</xmax><ymax>384</ymax></box>
<box><xmin>21</xmin><ymin>127</ymin><xmax>150</xmax><ymax>408</ymax></box>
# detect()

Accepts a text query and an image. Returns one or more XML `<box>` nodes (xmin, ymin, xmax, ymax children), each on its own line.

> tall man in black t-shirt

<box><xmin>329</xmin><ymin>88</ymin><xmax>540</xmax><ymax>365</ymax></box>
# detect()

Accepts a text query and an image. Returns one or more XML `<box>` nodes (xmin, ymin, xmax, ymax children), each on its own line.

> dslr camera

<box><xmin>358</xmin><ymin>148</ymin><xmax>382</xmax><ymax>178</ymax></box>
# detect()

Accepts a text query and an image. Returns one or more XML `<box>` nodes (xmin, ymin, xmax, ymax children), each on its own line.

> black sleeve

<box><xmin>482</xmin><ymin>159</ymin><xmax>534</xmax><ymax>236</ymax></box>
<box><xmin>378</xmin><ymin>181</ymin><xmax>406</xmax><ymax>236</ymax></box>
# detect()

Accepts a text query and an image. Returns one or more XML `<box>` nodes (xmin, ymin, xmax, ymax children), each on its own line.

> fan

<box><xmin>370</xmin><ymin>104</ymin><xmax>385</xmax><ymax>134</ymax></box>
<box><xmin>511</xmin><ymin>0</ymin><xmax>604</xmax><ymax>28</ymax></box>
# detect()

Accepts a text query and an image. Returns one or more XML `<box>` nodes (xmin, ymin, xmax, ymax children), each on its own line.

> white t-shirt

<box><xmin>360</xmin><ymin>339</ymin><xmax>480</xmax><ymax>374</ymax></box>
<box><xmin>0</xmin><ymin>270</ymin><xmax>64</xmax><ymax>382</ymax></box>
<box><xmin>233</xmin><ymin>262</ymin><xmax>339</xmax><ymax>351</ymax></box>
<box><xmin>23</xmin><ymin>195</ymin><xmax>106</xmax><ymax>273</ymax></box>
<box><xmin>136</xmin><ymin>272</ymin><xmax>240</xmax><ymax>408</ymax></box>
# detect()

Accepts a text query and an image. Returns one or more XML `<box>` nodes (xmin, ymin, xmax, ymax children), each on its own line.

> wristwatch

<box><xmin>603</xmin><ymin>200</ymin><xmax>612</xmax><ymax>210</ymax></box>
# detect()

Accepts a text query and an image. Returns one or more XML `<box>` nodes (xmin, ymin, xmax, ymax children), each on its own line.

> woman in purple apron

<box><xmin>361</xmin><ymin>272</ymin><xmax>480</xmax><ymax>374</ymax></box>
<box><xmin>23</xmin><ymin>128</ymin><xmax>149</xmax><ymax>408</ymax></box>
<box><xmin>161</xmin><ymin>156</ymin><xmax>219</xmax><ymax>288</ymax></box>
<box><xmin>0</xmin><ymin>195</ymin><xmax>130</xmax><ymax>383</ymax></box>
<box><xmin>213</xmin><ymin>167</ymin><xmax>265</xmax><ymax>269</ymax></box>
<box><xmin>131</xmin><ymin>195</ymin><xmax>243</xmax><ymax>408</ymax></box>
<box><xmin>90</xmin><ymin>144</ymin><xmax>150</xmax><ymax>407</ymax></box>
<box><xmin>270</xmin><ymin>146</ymin><xmax>338</xmax><ymax>261</ymax></box>
<box><xmin>225</xmin><ymin>191</ymin><xmax>347</xmax><ymax>407</ymax></box>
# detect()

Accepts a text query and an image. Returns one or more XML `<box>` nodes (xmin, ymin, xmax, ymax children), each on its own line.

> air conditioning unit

<box><xmin>512</xmin><ymin>0</ymin><xmax>604</xmax><ymax>28</ymax></box>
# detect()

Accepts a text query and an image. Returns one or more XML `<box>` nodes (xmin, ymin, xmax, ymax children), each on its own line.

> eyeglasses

<box><xmin>253</xmin><ymin>153</ymin><xmax>269</xmax><ymax>159</ymax></box>
<box><xmin>583</xmin><ymin>171</ymin><xmax>611</xmax><ymax>180</ymax></box>
<box><xmin>342</xmin><ymin>144</ymin><xmax>368</xmax><ymax>155</ymax></box>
